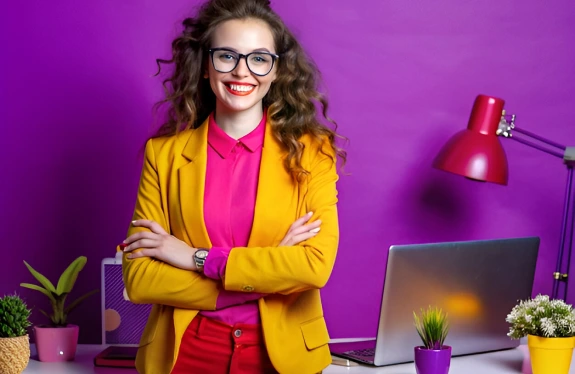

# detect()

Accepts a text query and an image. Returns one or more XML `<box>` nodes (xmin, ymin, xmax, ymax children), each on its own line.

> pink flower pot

<box><xmin>34</xmin><ymin>324</ymin><xmax>79</xmax><ymax>362</ymax></box>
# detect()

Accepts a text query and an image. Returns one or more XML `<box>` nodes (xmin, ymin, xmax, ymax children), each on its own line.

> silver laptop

<box><xmin>329</xmin><ymin>236</ymin><xmax>540</xmax><ymax>366</ymax></box>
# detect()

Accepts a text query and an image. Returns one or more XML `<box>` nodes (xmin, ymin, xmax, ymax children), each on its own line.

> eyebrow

<box><xmin>213</xmin><ymin>46</ymin><xmax>275</xmax><ymax>54</ymax></box>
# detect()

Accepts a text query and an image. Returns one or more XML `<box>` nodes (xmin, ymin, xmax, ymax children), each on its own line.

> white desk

<box><xmin>22</xmin><ymin>344</ymin><xmax>575</xmax><ymax>373</ymax></box>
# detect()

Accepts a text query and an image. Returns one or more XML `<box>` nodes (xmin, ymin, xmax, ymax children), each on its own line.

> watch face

<box><xmin>196</xmin><ymin>250</ymin><xmax>208</xmax><ymax>259</ymax></box>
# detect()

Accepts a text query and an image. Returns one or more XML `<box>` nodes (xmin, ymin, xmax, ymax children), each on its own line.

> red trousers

<box><xmin>171</xmin><ymin>314</ymin><xmax>277</xmax><ymax>374</ymax></box>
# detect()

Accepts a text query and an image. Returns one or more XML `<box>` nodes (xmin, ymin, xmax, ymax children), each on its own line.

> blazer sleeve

<box><xmin>223</xmin><ymin>140</ymin><xmax>339</xmax><ymax>295</ymax></box>
<box><xmin>121</xmin><ymin>138</ymin><xmax>220</xmax><ymax>310</ymax></box>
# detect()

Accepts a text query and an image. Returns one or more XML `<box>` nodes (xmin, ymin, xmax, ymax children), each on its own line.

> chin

<box><xmin>218</xmin><ymin>97</ymin><xmax>263</xmax><ymax>113</ymax></box>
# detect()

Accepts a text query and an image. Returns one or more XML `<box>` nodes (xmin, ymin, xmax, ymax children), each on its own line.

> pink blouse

<box><xmin>199</xmin><ymin>112</ymin><xmax>266</xmax><ymax>325</ymax></box>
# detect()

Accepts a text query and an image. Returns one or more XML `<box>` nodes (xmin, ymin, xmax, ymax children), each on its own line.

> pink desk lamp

<box><xmin>433</xmin><ymin>94</ymin><xmax>575</xmax><ymax>300</ymax></box>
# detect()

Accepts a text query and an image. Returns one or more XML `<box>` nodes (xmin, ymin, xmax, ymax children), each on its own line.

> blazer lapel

<box><xmin>177</xmin><ymin>117</ymin><xmax>295</xmax><ymax>249</ymax></box>
<box><xmin>178</xmin><ymin>119</ymin><xmax>212</xmax><ymax>248</ymax></box>
<box><xmin>248</xmin><ymin>120</ymin><xmax>296</xmax><ymax>247</ymax></box>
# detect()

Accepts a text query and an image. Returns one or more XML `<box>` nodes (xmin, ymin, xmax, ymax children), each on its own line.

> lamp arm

<box><xmin>553</xmin><ymin>167</ymin><xmax>574</xmax><ymax>300</ymax></box>
<box><xmin>507</xmin><ymin>135</ymin><xmax>565</xmax><ymax>159</ymax></box>
<box><xmin>497</xmin><ymin>112</ymin><xmax>575</xmax><ymax>300</ymax></box>
<box><xmin>497</xmin><ymin>114</ymin><xmax>572</xmax><ymax>161</ymax></box>
<box><xmin>512</xmin><ymin>127</ymin><xmax>567</xmax><ymax>151</ymax></box>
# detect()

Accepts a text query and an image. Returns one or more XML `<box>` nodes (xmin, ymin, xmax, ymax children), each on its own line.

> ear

<box><xmin>203</xmin><ymin>71</ymin><xmax>209</xmax><ymax>79</ymax></box>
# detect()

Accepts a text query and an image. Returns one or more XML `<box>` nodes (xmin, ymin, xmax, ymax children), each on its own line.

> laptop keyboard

<box><xmin>345</xmin><ymin>348</ymin><xmax>375</xmax><ymax>357</ymax></box>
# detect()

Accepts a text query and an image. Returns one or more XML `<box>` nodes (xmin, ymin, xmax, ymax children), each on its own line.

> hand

<box><xmin>122</xmin><ymin>219</ymin><xmax>198</xmax><ymax>271</ymax></box>
<box><xmin>278</xmin><ymin>212</ymin><xmax>322</xmax><ymax>246</ymax></box>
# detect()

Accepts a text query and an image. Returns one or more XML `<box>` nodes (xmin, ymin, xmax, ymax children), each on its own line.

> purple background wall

<box><xmin>1</xmin><ymin>0</ymin><xmax>574</xmax><ymax>343</ymax></box>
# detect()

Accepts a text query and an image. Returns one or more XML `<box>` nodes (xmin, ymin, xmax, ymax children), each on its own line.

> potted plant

<box><xmin>506</xmin><ymin>294</ymin><xmax>575</xmax><ymax>374</ymax></box>
<box><xmin>413</xmin><ymin>306</ymin><xmax>451</xmax><ymax>374</ymax></box>
<box><xmin>20</xmin><ymin>256</ymin><xmax>98</xmax><ymax>362</ymax></box>
<box><xmin>0</xmin><ymin>294</ymin><xmax>32</xmax><ymax>374</ymax></box>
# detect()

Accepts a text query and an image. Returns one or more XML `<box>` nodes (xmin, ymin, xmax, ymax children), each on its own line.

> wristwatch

<box><xmin>193</xmin><ymin>248</ymin><xmax>209</xmax><ymax>271</ymax></box>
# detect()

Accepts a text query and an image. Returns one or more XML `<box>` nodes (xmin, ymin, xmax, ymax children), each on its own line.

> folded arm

<box><xmin>221</xmin><ymin>142</ymin><xmax>339</xmax><ymax>295</ymax></box>
<box><xmin>121</xmin><ymin>139</ymin><xmax>220</xmax><ymax>310</ymax></box>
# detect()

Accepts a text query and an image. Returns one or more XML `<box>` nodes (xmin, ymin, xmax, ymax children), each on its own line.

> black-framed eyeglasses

<box><xmin>208</xmin><ymin>48</ymin><xmax>279</xmax><ymax>77</ymax></box>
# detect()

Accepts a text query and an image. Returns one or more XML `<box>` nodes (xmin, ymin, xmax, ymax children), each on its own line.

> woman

<box><xmin>120</xmin><ymin>0</ymin><xmax>346</xmax><ymax>372</ymax></box>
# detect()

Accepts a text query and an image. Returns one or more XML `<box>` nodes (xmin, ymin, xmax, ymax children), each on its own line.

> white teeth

<box><xmin>229</xmin><ymin>84</ymin><xmax>254</xmax><ymax>92</ymax></box>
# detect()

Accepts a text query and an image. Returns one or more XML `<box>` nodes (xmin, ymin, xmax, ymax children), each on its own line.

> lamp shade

<box><xmin>433</xmin><ymin>94</ymin><xmax>509</xmax><ymax>185</ymax></box>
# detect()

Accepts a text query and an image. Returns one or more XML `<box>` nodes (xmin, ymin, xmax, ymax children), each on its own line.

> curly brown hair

<box><xmin>153</xmin><ymin>0</ymin><xmax>346</xmax><ymax>181</ymax></box>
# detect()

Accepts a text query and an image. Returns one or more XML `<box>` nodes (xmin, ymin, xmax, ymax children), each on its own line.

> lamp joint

<box><xmin>553</xmin><ymin>272</ymin><xmax>568</xmax><ymax>281</ymax></box>
<box><xmin>497</xmin><ymin>110</ymin><xmax>516</xmax><ymax>138</ymax></box>
<box><xmin>564</xmin><ymin>147</ymin><xmax>575</xmax><ymax>166</ymax></box>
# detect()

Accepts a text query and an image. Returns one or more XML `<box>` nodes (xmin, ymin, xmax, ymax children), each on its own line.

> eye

<box><xmin>214</xmin><ymin>50</ymin><xmax>239</xmax><ymax>62</ymax></box>
<box><xmin>220</xmin><ymin>53</ymin><xmax>237</xmax><ymax>61</ymax></box>
<box><xmin>250</xmin><ymin>54</ymin><xmax>270</xmax><ymax>64</ymax></box>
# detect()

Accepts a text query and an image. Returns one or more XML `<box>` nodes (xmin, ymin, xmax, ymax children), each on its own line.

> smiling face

<box><xmin>207</xmin><ymin>18</ymin><xmax>277</xmax><ymax>115</ymax></box>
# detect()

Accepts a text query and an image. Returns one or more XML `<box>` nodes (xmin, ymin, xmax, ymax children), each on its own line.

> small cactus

<box><xmin>0</xmin><ymin>294</ymin><xmax>32</xmax><ymax>338</ymax></box>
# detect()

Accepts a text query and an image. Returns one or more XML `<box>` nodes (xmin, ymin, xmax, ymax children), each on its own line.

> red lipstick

<box><xmin>224</xmin><ymin>82</ymin><xmax>255</xmax><ymax>96</ymax></box>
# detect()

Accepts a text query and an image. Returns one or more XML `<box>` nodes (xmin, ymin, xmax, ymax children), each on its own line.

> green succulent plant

<box><xmin>0</xmin><ymin>294</ymin><xmax>32</xmax><ymax>338</ymax></box>
<box><xmin>414</xmin><ymin>306</ymin><xmax>450</xmax><ymax>350</ymax></box>
<box><xmin>20</xmin><ymin>256</ymin><xmax>99</xmax><ymax>327</ymax></box>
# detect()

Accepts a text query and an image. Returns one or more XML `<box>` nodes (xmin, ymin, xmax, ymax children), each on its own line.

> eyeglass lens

<box><xmin>212</xmin><ymin>50</ymin><xmax>275</xmax><ymax>76</ymax></box>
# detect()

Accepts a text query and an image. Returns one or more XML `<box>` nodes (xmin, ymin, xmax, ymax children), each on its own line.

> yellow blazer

<box><xmin>121</xmin><ymin>117</ymin><xmax>339</xmax><ymax>373</ymax></box>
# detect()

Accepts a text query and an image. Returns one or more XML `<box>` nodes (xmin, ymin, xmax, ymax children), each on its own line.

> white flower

<box><xmin>541</xmin><ymin>318</ymin><xmax>556</xmax><ymax>337</ymax></box>
<box><xmin>506</xmin><ymin>294</ymin><xmax>575</xmax><ymax>339</ymax></box>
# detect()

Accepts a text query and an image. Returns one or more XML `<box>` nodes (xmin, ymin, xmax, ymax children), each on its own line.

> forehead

<box><xmin>211</xmin><ymin>18</ymin><xmax>275</xmax><ymax>52</ymax></box>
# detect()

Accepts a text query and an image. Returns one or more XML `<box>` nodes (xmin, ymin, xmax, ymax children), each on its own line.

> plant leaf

<box><xmin>413</xmin><ymin>306</ymin><xmax>449</xmax><ymax>349</ymax></box>
<box><xmin>38</xmin><ymin>308</ymin><xmax>51</xmax><ymax>321</ymax></box>
<box><xmin>56</xmin><ymin>256</ymin><xmax>87</xmax><ymax>295</ymax></box>
<box><xmin>57</xmin><ymin>294</ymin><xmax>66</xmax><ymax>322</ymax></box>
<box><xmin>23</xmin><ymin>261</ymin><xmax>56</xmax><ymax>293</ymax></box>
<box><xmin>64</xmin><ymin>289</ymin><xmax>99</xmax><ymax>314</ymax></box>
<box><xmin>20</xmin><ymin>283</ymin><xmax>57</xmax><ymax>304</ymax></box>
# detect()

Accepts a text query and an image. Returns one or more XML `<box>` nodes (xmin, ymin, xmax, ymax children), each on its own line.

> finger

<box><xmin>127</xmin><ymin>248</ymin><xmax>157</xmax><ymax>259</ymax></box>
<box><xmin>131</xmin><ymin>219</ymin><xmax>168</xmax><ymax>235</ymax></box>
<box><xmin>280</xmin><ymin>230</ymin><xmax>319</xmax><ymax>247</ymax></box>
<box><xmin>124</xmin><ymin>238</ymin><xmax>161</xmax><ymax>253</ymax></box>
<box><xmin>124</xmin><ymin>231</ymin><xmax>160</xmax><ymax>245</ymax></box>
<box><xmin>289</xmin><ymin>231</ymin><xmax>319</xmax><ymax>246</ymax></box>
<box><xmin>289</xmin><ymin>212</ymin><xmax>314</xmax><ymax>232</ymax></box>
<box><xmin>288</xmin><ymin>220</ymin><xmax>322</xmax><ymax>236</ymax></box>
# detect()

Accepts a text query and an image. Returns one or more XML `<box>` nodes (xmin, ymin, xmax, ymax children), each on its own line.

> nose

<box><xmin>232</xmin><ymin>56</ymin><xmax>250</xmax><ymax>77</ymax></box>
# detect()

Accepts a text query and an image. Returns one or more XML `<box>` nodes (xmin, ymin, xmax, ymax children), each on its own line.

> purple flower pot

<box><xmin>414</xmin><ymin>345</ymin><xmax>452</xmax><ymax>374</ymax></box>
